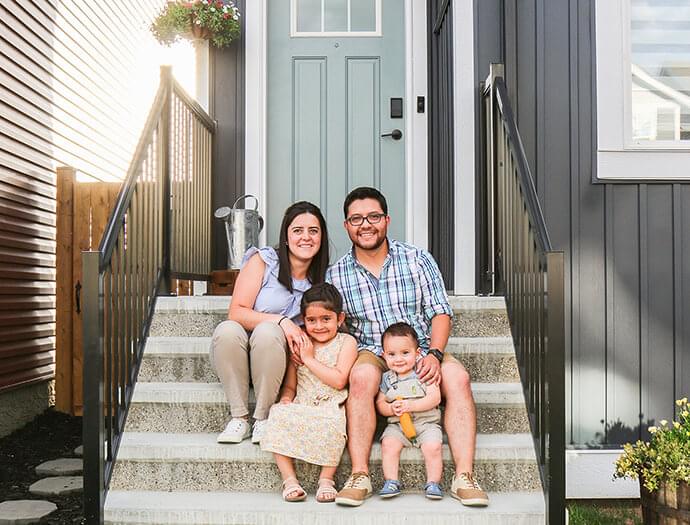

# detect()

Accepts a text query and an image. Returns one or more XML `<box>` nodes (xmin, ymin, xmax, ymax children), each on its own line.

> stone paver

<box><xmin>34</xmin><ymin>458</ymin><xmax>83</xmax><ymax>477</ymax></box>
<box><xmin>0</xmin><ymin>500</ymin><xmax>56</xmax><ymax>524</ymax></box>
<box><xmin>74</xmin><ymin>445</ymin><xmax>83</xmax><ymax>457</ymax></box>
<box><xmin>28</xmin><ymin>476</ymin><xmax>83</xmax><ymax>497</ymax></box>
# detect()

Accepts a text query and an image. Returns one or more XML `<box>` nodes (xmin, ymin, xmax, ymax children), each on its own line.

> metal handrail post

<box><xmin>160</xmin><ymin>66</ymin><xmax>173</xmax><ymax>295</ymax></box>
<box><xmin>547</xmin><ymin>251</ymin><xmax>566</xmax><ymax>525</ymax></box>
<box><xmin>82</xmin><ymin>251</ymin><xmax>104</xmax><ymax>524</ymax></box>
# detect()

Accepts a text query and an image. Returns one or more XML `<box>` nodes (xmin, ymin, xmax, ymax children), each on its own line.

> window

<box><xmin>595</xmin><ymin>0</ymin><xmax>690</xmax><ymax>180</ymax></box>
<box><xmin>291</xmin><ymin>0</ymin><xmax>381</xmax><ymax>36</ymax></box>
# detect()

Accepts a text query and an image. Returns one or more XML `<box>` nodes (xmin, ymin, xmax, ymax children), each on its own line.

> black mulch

<box><xmin>0</xmin><ymin>408</ymin><xmax>84</xmax><ymax>524</ymax></box>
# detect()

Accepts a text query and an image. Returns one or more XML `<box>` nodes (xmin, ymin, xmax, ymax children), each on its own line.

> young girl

<box><xmin>260</xmin><ymin>283</ymin><xmax>357</xmax><ymax>503</ymax></box>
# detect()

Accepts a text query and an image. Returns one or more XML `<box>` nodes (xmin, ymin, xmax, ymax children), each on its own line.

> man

<box><xmin>326</xmin><ymin>187</ymin><xmax>489</xmax><ymax>507</ymax></box>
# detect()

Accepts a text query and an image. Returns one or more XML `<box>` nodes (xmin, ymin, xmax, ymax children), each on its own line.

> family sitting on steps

<box><xmin>209</xmin><ymin>187</ymin><xmax>490</xmax><ymax>507</ymax></box>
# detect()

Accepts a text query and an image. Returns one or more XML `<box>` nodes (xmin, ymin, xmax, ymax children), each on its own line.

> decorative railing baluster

<box><xmin>82</xmin><ymin>66</ymin><xmax>215</xmax><ymax>523</ymax></box>
<box><xmin>481</xmin><ymin>64</ymin><xmax>566</xmax><ymax>525</ymax></box>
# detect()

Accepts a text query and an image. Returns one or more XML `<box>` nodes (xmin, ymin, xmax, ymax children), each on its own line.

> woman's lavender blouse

<box><xmin>241</xmin><ymin>246</ymin><xmax>311</xmax><ymax>323</ymax></box>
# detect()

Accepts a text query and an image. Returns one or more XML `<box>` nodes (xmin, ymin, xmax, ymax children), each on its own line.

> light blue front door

<box><xmin>267</xmin><ymin>0</ymin><xmax>406</xmax><ymax>259</ymax></box>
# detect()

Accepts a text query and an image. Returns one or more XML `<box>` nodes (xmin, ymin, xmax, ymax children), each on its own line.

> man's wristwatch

<box><xmin>427</xmin><ymin>348</ymin><xmax>444</xmax><ymax>363</ymax></box>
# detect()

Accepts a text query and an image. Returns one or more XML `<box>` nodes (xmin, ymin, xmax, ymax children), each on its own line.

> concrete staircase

<box><xmin>104</xmin><ymin>295</ymin><xmax>545</xmax><ymax>524</ymax></box>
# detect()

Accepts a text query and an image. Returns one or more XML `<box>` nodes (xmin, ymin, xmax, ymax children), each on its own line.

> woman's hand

<box><xmin>391</xmin><ymin>399</ymin><xmax>411</xmax><ymax>416</ymax></box>
<box><xmin>280</xmin><ymin>319</ymin><xmax>307</xmax><ymax>365</ymax></box>
<box><xmin>279</xmin><ymin>397</ymin><xmax>293</xmax><ymax>405</ymax></box>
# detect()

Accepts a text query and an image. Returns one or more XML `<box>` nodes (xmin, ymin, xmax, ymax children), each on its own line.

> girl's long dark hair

<box><xmin>277</xmin><ymin>201</ymin><xmax>329</xmax><ymax>292</ymax></box>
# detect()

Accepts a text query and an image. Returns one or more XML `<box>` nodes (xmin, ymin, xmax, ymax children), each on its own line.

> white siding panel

<box><xmin>0</xmin><ymin>0</ymin><xmax>167</xmax><ymax>391</ymax></box>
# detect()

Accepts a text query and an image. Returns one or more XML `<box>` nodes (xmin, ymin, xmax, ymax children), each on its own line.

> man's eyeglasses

<box><xmin>346</xmin><ymin>213</ymin><xmax>387</xmax><ymax>226</ymax></box>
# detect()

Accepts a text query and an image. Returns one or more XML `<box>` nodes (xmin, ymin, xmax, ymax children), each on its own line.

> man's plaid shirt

<box><xmin>326</xmin><ymin>239</ymin><xmax>452</xmax><ymax>356</ymax></box>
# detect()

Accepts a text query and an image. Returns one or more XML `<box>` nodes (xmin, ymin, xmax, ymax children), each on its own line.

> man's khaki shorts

<box><xmin>354</xmin><ymin>348</ymin><xmax>460</xmax><ymax>372</ymax></box>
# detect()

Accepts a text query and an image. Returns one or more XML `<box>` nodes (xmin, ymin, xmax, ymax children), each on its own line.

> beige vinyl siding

<box><xmin>0</xmin><ymin>0</ymin><xmax>166</xmax><ymax>391</ymax></box>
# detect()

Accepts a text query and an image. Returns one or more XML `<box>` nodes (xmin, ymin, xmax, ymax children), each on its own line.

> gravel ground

<box><xmin>0</xmin><ymin>409</ymin><xmax>84</xmax><ymax>524</ymax></box>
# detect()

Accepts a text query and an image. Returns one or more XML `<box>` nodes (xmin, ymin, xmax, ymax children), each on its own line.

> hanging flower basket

<box><xmin>151</xmin><ymin>1</ymin><xmax>241</xmax><ymax>48</ymax></box>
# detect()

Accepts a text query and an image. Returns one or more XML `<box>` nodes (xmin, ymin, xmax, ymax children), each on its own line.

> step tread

<box><xmin>131</xmin><ymin>381</ymin><xmax>526</xmax><ymax>405</ymax></box>
<box><xmin>115</xmin><ymin>432</ymin><xmax>538</xmax><ymax>463</ymax></box>
<box><xmin>143</xmin><ymin>336</ymin><xmax>516</xmax><ymax>356</ymax></box>
<box><xmin>105</xmin><ymin>490</ymin><xmax>544</xmax><ymax>524</ymax></box>
<box><xmin>154</xmin><ymin>295</ymin><xmax>507</xmax><ymax>314</ymax></box>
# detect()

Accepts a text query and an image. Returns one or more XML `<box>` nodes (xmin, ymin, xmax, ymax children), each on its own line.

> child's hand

<box><xmin>279</xmin><ymin>397</ymin><xmax>292</xmax><ymax>405</ymax></box>
<box><xmin>391</xmin><ymin>399</ymin><xmax>411</xmax><ymax>416</ymax></box>
<box><xmin>300</xmin><ymin>335</ymin><xmax>315</xmax><ymax>361</ymax></box>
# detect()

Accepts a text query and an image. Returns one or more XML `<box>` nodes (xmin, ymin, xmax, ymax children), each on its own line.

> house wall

<box><xmin>211</xmin><ymin>0</ymin><xmax>245</xmax><ymax>271</ymax></box>
<box><xmin>491</xmin><ymin>0</ymin><xmax>690</xmax><ymax>447</ymax></box>
<box><xmin>0</xmin><ymin>1</ymin><xmax>165</xmax><ymax>422</ymax></box>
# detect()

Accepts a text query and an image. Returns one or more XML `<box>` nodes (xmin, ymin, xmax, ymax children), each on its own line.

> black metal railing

<box><xmin>481</xmin><ymin>64</ymin><xmax>566</xmax><ymax>524</ymax></box>
<box><xmin>81</xmin><ymin>66</ymin><xmax>214</xmax><ymax>523</ymax></box>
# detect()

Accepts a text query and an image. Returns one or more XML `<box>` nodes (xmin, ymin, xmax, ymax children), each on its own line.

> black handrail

<box><xmin>481</xmin><ymin>65</ymin><xmax>566</xmax><ymax>524</ymax></box>
<box><xmin>82</xmin><ymin>66</ymin><xmax>214</xmax><ymax>523</ymax></box>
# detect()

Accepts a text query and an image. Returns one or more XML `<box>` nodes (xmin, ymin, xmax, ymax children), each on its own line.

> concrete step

<box><xmin>125</xmin><ymin>382</ymin><xmax>530</xmax><ymax>435</ymax></box>
<box><xmin>105</xmin><ymin>490</ymin><xmax>545</xmax><ymax>525</ymax></box>
<box><xmin>148</xmin><ymin>296</ymin><xmax>511</xmax><ymax>338</ymax></box>
<box><xmin>109</xmin><ymin>432</ymin><xmax>541</xmax><ymax>494</ymax></box>
<box><xmin>137</xmin><ymin>336</ymin><xmax>519</xmax><ymax>383</ymax></box>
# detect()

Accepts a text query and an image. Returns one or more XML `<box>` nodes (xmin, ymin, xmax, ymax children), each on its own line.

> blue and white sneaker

<box><xmin>379</xmin><ymin>479</ymin><xmax>402</xmax><ymax>498</ymax></box>
<box><xmin>425</xmin><ymin>481</ymin><xmax>444</xmax><ymax>500</ymax></box>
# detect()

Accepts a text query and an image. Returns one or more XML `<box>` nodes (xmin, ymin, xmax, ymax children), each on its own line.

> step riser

<box><xmin>137</xmin><ymin>353</ymin><xmax>520</xmax><ymax>384</ymax></box>
<box><xmin>125</xmin><ymin>403</ymin><xmax>530</xmax><ymax>435</ymax></box>
<box><xmin>149</xmin><ymin>311</ymin><xmax>511</xmax><ymax>339</ymax></box>
<box><xmin>110</xmin><ymin>458</ymin><xmax>540</xmax><ymax>493</ymax></box>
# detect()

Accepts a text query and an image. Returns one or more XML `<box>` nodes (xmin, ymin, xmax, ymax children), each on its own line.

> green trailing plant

<box><xmin>614</xmin><ymin>397</ymin><xmax>690</xmax><ymax>492</ymax></box>
<box><xmin>151</xmin><ymin>1</ymin><xmax>241</xmax><ymax>48</ymax></box>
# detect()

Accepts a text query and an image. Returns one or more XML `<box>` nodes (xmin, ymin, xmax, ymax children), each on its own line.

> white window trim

<box><xmin>595</xmin><ymin>0</ymin><xmax>690</xmax><ymax>181</ymax></box>
<box><xmin>290</xmin><ymin>0</ymin><xmax>382</xmax><ymax>37</ymax></box>
<box><xmin>245</xmin><ymin>0</ymin><xmax>428</xmax><ymax>250</ymax></box>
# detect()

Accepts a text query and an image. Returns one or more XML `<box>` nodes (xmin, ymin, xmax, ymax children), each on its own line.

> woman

<box><xmin>210</xmin><ymin>201</ymin><xmax>330</xmax><ymax>444</ymax></box>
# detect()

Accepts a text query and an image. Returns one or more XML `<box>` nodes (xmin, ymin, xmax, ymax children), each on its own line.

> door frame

<box><xmin>453</xmin><ymin>0</ymin><xmax>476</xmax><ymax>295</ymax></box>
<box><xmin>244</xmin><ymin>0</ymin><xmax>429</xmax><ymax>250</ymax></box>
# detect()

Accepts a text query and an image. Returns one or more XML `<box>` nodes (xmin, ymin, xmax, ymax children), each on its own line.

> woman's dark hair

<box><xmin>277</xmin><ymin>201</ymin><xmax>329</xmax><ymax>292</ymax></box>
<box><xmin>382</xmin><ymin>322</ymin><xmax>419</xmax><ymax>348</ymax></box>
<box><xmin>343</xmin><ymin>186</ymin><xmax>388</xmax><ymax>218</ymax></box>
<box><xmin>300</xmin><ymin>283</ymin><xmax>344</xmax><ymax>316</ymax></box>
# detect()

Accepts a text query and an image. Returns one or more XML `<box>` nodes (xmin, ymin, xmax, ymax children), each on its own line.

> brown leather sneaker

<box><xmin>450</xmin><ymin>472</ymin><xmax>490</xmax><ymax>507</ymax></box>
<box><xmin>334</xmin><ymin>472</ymin><xmax>372</xmax><ymax>507</ymax></box>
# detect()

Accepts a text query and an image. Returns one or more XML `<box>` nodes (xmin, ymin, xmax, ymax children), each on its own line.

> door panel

<box><xmin>267</xmin><ymin>0</ymin><xmax>405</xmax><ymax>260</ymax></box>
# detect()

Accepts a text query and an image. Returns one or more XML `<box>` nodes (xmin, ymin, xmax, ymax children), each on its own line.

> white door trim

<box><xmin>245</xmin><ymin>0</ymin><xmax>428</xmax><ymax>250</ymax></box>
<box><xmin>453</xmin><ymin>0</ymin><xmax>476</xmax><ymax>294</ymax></box>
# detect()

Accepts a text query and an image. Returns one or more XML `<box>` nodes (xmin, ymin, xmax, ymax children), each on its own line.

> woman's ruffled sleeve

<box><xmin>241</xmin><ymin>247</ymin><xmax>278</xmax><ymax>287</ymax></box>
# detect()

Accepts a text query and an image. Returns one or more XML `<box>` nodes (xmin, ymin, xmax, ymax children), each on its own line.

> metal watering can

<box><xmin>214</xmin><ymin>195</ymin><xmax>264</xmax><ymax>269</ymax></box>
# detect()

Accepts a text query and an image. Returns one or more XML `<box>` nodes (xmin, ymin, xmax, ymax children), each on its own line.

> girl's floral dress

<box><xmin>261</xmin><ymin>333</ymin><xmax>348</xmax><ymax>466</ymax></box>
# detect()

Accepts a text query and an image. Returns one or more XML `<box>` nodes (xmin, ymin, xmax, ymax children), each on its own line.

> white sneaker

<box><xmin>217</xmin><ymin>418</ymin><xmax>251</xmax><ymax>443</ymax></box>
<box><xmin>251</xmin><ymin>419</ymin><xmax>267</xmax><ymax>444</ymax></box>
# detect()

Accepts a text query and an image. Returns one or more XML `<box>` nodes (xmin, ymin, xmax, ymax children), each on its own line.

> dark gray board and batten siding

<box><xmin>475</xmin><ymin>0</ymin><xmax>690</xmax><ymax>447</ymax></box>
<box><xmin>0</xmin><ymin>1</ymin><xmax>164</xmax><ymax>391</ymax></box>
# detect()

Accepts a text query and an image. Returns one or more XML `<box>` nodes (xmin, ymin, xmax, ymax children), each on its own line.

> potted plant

<box><xmin>151</xmin><ymin>0</ymin><xmax>241</xmax><ymax>48</ymax></box>
<box><xmin>614</xmin><ymin>397</ymin><xmax>690</xmax><ymax>523</ymax></box>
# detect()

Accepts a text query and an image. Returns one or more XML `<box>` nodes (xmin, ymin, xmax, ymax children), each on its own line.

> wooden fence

<box><xmin>55</xmin><ymin>167</ymin><xmax>121</xmax><ymax>415</ymax></box>
<box><xmin>55</xmin><ymin>167</ymin><xmax>195</xmax><ymax>415</ymax></box>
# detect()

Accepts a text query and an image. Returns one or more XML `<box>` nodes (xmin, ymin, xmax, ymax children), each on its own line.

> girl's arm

<box><xmin>228</xmin><ymin>253</ymin><xmax>305</xmax><ymax>345</ymax></box>
<box><xmin>278</xmin><ymin>361</ymin><xmax>297</xmax><ymax>403</ymax></box>
<box><xmin>301</xmin><ymin>334</ymin><xmax>358</xmax><ymax>390</ymax></box>
<box><xmin>375</xmin><ymin>391</ymin><xmax>394</xmax><ymax>417</ymax></box>
<box><xmin>396</xmin><ymin>383</ymin><xmax>441</xmax><ymax>414</ymax></box>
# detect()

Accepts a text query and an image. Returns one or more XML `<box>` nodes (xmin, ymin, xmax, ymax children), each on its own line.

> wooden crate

<box><xmin>209</xmin><ymin>270</ymin><xmax>239</xmax><ymax>295</ymax></box>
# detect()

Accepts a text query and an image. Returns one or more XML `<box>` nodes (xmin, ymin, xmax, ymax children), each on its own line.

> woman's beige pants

<box><xmin>210</xmin><ymin>320</ymin><xmax>287</xmax><ymax>420</ymax></box>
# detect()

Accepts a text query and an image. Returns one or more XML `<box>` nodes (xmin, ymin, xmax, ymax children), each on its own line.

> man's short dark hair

<box><xmin>382</xmin><ymin>322</ymin><xmax>419</xmax><ymax>348</ymax></box>
<box><xmin>343</xmin><ymin>187</ymin><xmax>388</xmax><ymax>218</ymax></box>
